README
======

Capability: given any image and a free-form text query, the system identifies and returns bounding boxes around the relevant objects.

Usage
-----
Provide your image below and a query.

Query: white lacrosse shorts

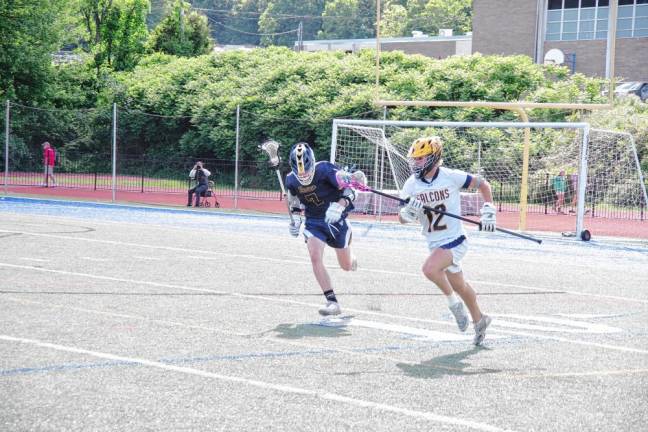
[428,237,468,274]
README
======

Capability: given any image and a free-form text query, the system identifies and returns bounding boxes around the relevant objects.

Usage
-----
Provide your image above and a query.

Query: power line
[191,5,373,21]
[206,16,298,37]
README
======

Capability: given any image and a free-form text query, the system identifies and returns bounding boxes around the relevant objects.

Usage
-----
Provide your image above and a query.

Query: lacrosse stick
[258,139,295,224]
[338,178,542,244]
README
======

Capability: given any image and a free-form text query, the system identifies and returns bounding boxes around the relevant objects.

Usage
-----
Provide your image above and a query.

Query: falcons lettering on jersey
[418,189,450,204]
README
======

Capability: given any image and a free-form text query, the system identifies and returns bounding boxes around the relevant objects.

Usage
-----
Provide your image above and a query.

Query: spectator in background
[187,161,210,207]
[42,142,56,187]
[552,170,566,214]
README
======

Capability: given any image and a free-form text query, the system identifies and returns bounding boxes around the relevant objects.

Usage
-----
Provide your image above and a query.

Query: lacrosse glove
[480,202,497,232]
[289,219,302,237]
[399,196,424,223]
[325,202,345,224]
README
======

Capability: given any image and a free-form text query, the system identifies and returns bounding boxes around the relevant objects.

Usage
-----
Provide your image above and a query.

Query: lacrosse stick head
[259,139,281,168]
[336,168,369,191]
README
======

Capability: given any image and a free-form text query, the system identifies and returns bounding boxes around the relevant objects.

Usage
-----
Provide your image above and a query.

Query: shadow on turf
[272,322,352,339]
[397,347,501,379]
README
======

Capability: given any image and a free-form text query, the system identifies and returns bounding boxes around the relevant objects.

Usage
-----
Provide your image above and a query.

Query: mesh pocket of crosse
[335,169,366,189]
[259,140,281,167]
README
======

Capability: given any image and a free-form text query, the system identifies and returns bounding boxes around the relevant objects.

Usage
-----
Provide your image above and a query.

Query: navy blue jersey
[286,161,354,219]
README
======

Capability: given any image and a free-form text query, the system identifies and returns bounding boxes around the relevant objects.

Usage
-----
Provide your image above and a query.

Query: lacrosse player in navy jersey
[399,136,496,346]
[285,142,360,316]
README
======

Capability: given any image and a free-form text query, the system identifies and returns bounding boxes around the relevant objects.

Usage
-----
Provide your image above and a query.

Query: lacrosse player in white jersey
[399,136,496,346]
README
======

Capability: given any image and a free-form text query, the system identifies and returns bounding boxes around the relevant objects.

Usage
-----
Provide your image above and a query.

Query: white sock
[446,292,460,307]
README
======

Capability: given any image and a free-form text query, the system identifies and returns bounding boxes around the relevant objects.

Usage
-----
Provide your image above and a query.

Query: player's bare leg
[306,237,330,292]
[334,246,357,271]
[446,269,491,345]
[446,271,483,322]
[422,248,469,331]
[421,248,454,295]
[306,237,340,315]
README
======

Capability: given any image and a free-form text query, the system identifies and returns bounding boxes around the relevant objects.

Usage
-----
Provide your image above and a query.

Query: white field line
[0,228,646,305]
[0,334,515,432]
[1,262,647,355]
[4,296,426,368]
[5,296,648,379]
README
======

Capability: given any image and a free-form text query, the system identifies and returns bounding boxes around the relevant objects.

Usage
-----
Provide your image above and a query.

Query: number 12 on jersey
[425,204,447,232]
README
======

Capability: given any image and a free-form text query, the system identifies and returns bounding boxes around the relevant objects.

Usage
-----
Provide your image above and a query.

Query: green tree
[149,1,213,56]
[380,3,408,37]
[80,0,150,73]
[420,0,472,35]
[382,0,472,37]
[318,0,375,40]
[0,0,68,102]
[258,0,324,47]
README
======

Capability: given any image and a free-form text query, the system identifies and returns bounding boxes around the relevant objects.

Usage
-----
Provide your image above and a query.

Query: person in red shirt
[42,142,57,187]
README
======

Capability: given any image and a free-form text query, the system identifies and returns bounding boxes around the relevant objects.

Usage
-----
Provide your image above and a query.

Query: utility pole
[297,21,303,52]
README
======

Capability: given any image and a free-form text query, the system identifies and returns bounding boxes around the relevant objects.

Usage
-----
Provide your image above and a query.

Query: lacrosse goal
[331,119,648,240]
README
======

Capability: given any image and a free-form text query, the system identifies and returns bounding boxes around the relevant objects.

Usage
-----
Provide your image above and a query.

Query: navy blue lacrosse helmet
[289,142,316,185]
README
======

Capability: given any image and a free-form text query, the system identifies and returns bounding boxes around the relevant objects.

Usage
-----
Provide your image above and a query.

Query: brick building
[298,0,647,81]
[473,0,648,80]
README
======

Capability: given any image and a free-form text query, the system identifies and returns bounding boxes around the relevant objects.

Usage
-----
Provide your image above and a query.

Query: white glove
[399,196,424,223]
[289,218,301,237]
[325,202,345,224]
[480,202,496,232]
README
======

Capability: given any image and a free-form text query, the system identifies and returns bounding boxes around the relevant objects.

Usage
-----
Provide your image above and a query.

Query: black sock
[323,290,337,303]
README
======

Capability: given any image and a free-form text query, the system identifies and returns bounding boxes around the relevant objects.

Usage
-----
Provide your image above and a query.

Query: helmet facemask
[290,142,316,185]
[407,137,443,180]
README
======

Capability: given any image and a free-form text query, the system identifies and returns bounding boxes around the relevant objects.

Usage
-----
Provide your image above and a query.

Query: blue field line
[0,196,278,221]
[0,336,526,379]
[1,195,646,253]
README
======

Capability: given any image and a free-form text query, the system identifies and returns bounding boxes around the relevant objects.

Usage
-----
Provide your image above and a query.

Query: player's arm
[468,174,496,232]
[324,165,361,224]
[286,188,303,215]
[467,175,494,203]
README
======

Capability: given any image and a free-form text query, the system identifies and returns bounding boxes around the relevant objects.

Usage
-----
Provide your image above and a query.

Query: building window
[546,0,648,39]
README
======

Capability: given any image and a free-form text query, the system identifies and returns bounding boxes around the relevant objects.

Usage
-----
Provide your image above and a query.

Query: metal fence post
[4,100,9,195]
[140,158,145,193]
[234,104,240,209]
[112,103,117,203]
[544,173,549,214]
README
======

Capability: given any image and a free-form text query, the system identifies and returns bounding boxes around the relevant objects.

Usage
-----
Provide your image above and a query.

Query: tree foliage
[80,0,150,72]
[319,0,376,40]
[85,49,605,162]
[258,0,325,47]
[148,1,213,56]
[0,0,68,103]
[381,0,472,37]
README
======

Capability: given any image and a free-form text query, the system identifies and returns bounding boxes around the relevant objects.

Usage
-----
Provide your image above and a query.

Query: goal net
[331,119,648,239]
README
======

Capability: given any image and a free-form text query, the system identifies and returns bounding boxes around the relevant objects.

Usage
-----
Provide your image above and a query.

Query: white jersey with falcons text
[400,166,473,248]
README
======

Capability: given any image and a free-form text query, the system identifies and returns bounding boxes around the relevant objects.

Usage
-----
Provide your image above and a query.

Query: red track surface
[5,186,647,239]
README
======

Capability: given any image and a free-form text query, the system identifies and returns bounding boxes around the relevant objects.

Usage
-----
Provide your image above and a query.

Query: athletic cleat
[318,301,341,316]
[473,314,492,346]
[449,302,469,332]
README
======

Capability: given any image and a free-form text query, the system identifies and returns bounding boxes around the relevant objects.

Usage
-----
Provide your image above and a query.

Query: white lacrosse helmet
[289,142,316,185]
